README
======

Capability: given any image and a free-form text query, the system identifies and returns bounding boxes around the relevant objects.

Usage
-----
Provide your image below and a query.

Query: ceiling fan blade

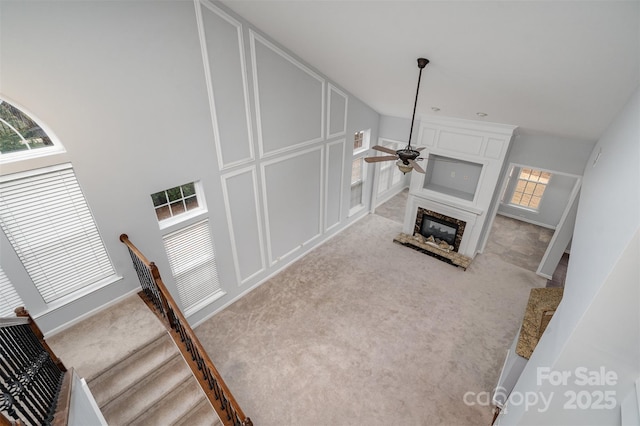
[365,155,397,163]
[408,159,426,173]
[371,145,397,155]
[416,146,426,151]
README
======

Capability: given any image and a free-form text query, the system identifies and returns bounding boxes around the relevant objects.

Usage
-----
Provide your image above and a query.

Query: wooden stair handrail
[120,234,252,426]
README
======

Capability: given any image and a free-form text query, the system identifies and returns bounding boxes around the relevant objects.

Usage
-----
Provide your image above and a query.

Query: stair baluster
[120,234,252,426]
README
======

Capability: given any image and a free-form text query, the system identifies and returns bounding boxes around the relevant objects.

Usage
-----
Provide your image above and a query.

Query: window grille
[510,168,552,210]
[151,182,200,222]
[0,99,64,163]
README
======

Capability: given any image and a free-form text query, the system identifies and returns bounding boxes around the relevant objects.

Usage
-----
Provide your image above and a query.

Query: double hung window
[151,182,223,315]
[349,130,370,215]
[508,167,552,211]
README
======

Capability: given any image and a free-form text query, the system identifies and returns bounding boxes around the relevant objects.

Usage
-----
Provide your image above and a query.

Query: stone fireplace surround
[414,207,466,252]
[395,197,477,269]
[402,195,479,258]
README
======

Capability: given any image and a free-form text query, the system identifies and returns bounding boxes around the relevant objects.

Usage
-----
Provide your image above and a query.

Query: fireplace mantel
[403,116,517,258]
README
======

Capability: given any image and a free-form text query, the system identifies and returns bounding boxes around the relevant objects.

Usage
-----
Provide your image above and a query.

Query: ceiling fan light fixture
[396,160,413,174]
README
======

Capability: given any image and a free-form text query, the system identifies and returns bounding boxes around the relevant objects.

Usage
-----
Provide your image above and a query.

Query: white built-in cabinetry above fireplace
[403,116,517,258]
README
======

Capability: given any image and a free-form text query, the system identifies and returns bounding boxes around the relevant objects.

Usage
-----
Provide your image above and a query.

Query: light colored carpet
[484,215,554,272]
[374,188,409,224]
[48,294,165,380]
[195,213,546,425]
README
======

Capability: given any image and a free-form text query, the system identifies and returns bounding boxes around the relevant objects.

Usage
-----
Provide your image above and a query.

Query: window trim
[349,129,371,216]
[0,266,24,317]
[162,219,225,316]
[0,163,122,309]
[352,129,371,156]
[0,97,66,166]
[153,181,208,230]
[502,165,552,213]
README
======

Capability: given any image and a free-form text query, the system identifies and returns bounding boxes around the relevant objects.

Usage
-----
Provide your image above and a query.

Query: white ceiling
[222,0,639,142]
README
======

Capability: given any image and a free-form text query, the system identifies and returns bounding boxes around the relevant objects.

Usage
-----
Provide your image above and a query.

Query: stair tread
[100,354,192,425]
[46,294,166,381]
[89,333,178,407]
[130,376,217,426]
[173,399,222,426]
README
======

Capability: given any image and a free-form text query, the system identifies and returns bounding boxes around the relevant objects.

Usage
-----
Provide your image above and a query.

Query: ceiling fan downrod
[407,57,429,151]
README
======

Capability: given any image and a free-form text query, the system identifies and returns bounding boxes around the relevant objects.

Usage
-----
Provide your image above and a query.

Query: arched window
[0,98,64,162]
[0,99,118,314]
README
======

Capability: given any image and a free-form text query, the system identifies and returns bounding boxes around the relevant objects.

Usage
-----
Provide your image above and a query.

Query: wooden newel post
[14,307,66,372]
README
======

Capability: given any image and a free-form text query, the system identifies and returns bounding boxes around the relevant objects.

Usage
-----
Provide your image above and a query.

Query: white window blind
[0,267,24,317]
[163,219,222,314]
[0,165,115,303]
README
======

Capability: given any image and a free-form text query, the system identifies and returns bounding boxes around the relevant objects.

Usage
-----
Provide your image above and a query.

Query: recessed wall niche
[423,154,483,202]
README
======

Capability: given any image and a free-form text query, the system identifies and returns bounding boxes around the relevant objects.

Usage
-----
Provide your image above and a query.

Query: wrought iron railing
[119,234,252,426]
[0,309,71,426]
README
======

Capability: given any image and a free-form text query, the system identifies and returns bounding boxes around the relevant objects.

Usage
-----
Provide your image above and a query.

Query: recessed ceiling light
[476,112,488,117]
[431,107,440,112]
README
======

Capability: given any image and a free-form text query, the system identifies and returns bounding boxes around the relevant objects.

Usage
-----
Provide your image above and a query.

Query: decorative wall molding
[327,83,348,139]
[220,166,266,285]
[324,139,345,232]
[249,29,325,158]
[260,145,324,266]
[197,0,254,170]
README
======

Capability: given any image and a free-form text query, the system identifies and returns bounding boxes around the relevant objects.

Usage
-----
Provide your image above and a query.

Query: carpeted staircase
[47,294,221,426]
[89,332,220,425]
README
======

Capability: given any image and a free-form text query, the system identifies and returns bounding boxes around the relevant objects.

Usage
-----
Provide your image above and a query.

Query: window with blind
[0,164,116,303]
[0,267,24,317]
[162,219,224,315]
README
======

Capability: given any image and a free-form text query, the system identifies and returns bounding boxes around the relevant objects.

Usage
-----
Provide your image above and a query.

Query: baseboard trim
[497,212,556,230]
[191,211,372,329]
[44,288,139,338]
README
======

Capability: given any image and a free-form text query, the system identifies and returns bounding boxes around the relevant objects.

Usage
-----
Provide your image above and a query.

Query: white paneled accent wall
[250,30,325,157]
[221,166,266,285]
[0,0,381,333]
[197,1,254,169]
[261,146,324,266]
[327,84,348,138]
[324,139,345,231]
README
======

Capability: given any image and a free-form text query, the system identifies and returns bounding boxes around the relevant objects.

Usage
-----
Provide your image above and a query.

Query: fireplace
[414,208,466,253]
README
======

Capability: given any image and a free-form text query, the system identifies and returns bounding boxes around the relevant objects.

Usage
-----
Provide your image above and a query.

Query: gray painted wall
[507,132,596,176]
[499,169,579,228]
[0,0,379,334]
[500,88,640,424]
[497,133,594,228]
[378,115,412,142]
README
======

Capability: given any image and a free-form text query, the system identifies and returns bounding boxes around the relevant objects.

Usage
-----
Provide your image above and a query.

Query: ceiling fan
[365,57,429,174]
